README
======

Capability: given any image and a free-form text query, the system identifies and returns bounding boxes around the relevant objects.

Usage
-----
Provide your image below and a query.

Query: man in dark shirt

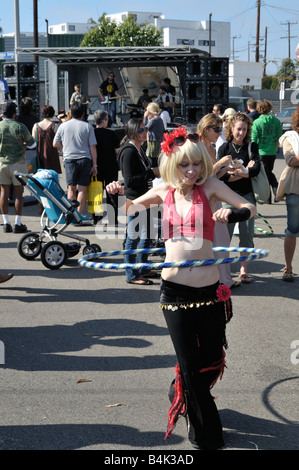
[93,110,120,224]
[247,99,260,121]
[98,72,120,125]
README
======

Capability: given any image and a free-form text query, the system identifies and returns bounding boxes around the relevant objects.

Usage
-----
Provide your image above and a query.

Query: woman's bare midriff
[161,237,219,288]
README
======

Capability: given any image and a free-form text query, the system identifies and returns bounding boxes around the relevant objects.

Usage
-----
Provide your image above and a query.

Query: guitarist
[98,72,121,126]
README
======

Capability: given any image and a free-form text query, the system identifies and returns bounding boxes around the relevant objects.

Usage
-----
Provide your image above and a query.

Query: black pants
[97,172,119,224]
[261,154,278,190]
[161,279,227,449]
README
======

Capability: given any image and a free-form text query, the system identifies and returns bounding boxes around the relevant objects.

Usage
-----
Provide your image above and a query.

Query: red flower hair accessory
[161,126,200,157]
[161,126,187,156]
[216,284,231,302]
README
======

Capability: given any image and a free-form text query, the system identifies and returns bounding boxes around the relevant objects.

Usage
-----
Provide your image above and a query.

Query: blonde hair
[159,139,213,188]
[223,108,236,120]
[197,113,222,139]
[146,102,161,115]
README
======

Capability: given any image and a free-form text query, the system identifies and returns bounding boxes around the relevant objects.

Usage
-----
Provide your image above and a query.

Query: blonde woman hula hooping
[106,126,256,450]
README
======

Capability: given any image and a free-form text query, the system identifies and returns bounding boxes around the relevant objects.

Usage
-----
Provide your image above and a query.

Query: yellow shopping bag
[86,177,104,214]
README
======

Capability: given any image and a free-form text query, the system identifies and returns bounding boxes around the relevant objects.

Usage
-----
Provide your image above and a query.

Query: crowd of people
[1,82,298,450]
[0,91,297,286]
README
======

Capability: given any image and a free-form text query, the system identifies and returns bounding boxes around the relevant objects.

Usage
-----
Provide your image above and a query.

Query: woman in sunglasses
[197,113,241,289]
[117,118,160,285]
[107,126,256,449]
[217,112,261,284]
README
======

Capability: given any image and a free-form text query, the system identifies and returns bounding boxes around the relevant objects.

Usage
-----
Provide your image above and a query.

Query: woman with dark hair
[17,97,39,133]
[117,118,160,285]
[217,112,261,283]
[17,97,39,169]
[277,104,299,282]
[32,105,61,173]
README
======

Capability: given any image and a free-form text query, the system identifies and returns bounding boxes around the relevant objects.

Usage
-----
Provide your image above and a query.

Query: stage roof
[16,46,209,66]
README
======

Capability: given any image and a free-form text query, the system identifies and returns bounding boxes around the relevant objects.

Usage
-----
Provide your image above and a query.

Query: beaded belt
[160,298,220,311]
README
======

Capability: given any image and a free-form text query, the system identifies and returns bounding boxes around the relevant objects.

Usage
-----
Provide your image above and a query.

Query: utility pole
[263,26,267,76]
[255,0,261,62]
[14,0,20,62]
[232,35,241,60]
[209,13,212,57]
[33,0,38,63]
[281,20,298,58]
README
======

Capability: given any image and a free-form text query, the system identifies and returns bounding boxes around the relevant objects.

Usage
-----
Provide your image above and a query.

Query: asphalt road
[0,149,298,452]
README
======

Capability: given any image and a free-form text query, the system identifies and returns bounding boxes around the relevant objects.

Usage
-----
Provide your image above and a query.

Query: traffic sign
[0,52,15,60]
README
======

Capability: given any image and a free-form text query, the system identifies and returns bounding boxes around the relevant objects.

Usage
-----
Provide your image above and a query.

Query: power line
[263,4,299,15]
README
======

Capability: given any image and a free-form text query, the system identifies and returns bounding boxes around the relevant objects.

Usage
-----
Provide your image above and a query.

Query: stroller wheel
[17,232,42,260]
[41,241,66,270]
[82,243,102,255]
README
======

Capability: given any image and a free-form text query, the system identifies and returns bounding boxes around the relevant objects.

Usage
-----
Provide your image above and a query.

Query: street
[0,150,298,451]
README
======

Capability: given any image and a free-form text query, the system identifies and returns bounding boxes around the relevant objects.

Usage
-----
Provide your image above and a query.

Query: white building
[48,23,93,35]
[229,61,264,90]
[106,11,231,58]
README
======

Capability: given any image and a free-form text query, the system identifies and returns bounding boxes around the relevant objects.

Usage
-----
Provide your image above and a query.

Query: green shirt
[0,118,36,164]
[251,114,282,156]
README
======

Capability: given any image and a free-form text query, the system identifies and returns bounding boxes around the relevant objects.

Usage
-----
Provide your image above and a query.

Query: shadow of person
[0,423,183,450]
[220,407,299,450]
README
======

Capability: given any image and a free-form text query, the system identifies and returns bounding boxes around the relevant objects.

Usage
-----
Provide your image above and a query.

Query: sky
[1,0,299,75]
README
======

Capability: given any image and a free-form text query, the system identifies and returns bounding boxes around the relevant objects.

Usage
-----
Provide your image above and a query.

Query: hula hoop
[78,247,269,271]
[254,212,273,236]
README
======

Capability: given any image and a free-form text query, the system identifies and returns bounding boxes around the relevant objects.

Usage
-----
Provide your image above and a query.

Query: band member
[98,72,121,125]
[70,84,90,121]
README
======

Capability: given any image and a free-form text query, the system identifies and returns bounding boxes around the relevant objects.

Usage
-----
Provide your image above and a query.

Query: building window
[61,25,65,31]
[198,40,215,47]
[68,25,76,31]
[121,14,127,21]
[177,39,194,46]
[49,27,53,33]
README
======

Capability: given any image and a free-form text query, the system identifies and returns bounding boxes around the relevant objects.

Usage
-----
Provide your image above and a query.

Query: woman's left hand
[212,207,232,224]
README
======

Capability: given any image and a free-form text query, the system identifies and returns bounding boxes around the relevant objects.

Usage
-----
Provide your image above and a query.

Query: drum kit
[97,94,144,126]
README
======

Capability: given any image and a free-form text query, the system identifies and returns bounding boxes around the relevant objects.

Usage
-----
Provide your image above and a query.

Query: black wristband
[227,207,251,223]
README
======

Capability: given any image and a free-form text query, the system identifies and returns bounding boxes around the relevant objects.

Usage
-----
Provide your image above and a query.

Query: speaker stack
[2,62,40,114]
[184,57,229,124]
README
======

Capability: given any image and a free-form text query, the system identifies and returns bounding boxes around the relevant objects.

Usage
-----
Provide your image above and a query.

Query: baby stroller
[15,170,101,269]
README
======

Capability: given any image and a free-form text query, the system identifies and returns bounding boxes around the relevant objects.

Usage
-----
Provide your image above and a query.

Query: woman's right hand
[106,181,124,195]
[218,155,233,167]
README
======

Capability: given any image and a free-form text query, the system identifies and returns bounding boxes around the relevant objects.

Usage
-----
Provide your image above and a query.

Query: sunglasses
[138,127,148,133]
[210,126,222,133]
[171,132,200,147]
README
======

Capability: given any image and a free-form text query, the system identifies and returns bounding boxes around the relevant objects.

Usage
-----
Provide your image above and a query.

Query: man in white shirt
[53,103,97,214]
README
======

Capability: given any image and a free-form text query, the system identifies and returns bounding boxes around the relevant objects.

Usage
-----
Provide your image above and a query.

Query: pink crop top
[162,184,215,242]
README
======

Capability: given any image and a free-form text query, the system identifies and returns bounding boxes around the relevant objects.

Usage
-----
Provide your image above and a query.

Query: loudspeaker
[206,80,228,104]
[7,82,40,110]
[206,58,228,79]
[2,62,39,82]
[185,106,207,123]
[7,84,18,102]
[185,58,206,79]
[19,82,39,102]
[183,57,229,119]
[185,80,206,104]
